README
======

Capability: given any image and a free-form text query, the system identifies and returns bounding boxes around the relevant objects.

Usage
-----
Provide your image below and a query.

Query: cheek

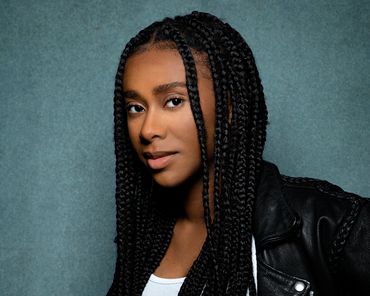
[198,82,216,160]
[127,120,143,158]
[174,103,214,165]
[200,105,216,161]
[127,121,136,146]
[173,109,199,150]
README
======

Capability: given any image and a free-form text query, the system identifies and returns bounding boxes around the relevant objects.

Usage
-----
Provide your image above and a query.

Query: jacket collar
[253,161,301,249]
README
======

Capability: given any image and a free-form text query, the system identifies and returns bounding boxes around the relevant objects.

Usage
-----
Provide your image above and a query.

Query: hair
[107,11,268,296]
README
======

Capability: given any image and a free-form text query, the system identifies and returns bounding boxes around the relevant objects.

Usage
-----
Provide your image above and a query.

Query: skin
[123,45,216,277]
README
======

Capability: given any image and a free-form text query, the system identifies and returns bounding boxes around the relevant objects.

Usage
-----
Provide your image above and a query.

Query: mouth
[143,151,178,170]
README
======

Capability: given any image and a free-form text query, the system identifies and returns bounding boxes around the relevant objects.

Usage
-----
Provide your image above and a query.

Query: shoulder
[278,170,370,293]
[260,160,368,215]
[255,160,369,251]
[255,161,370,294]
[280,173,368,222]
[275,164,370,275]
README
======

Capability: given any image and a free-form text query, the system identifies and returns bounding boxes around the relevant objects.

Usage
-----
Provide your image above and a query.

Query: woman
[107,11,370,296]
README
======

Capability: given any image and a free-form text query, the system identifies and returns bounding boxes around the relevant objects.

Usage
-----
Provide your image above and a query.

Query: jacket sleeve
[336,196,370,295]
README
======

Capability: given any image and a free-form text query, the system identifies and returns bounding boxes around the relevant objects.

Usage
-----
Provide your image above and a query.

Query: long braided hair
[108,11,268,296]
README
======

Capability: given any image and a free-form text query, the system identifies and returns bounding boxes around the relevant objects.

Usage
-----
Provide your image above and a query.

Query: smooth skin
[123,45,216,278]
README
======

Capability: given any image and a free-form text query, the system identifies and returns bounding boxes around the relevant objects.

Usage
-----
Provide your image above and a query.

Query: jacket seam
[281,175,363,201]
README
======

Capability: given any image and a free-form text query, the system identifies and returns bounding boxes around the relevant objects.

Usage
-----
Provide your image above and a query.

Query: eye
[126,104,145,114]
[165,97,184,108]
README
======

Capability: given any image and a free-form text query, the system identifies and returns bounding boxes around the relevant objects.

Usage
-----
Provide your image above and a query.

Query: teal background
[1,0,369,295]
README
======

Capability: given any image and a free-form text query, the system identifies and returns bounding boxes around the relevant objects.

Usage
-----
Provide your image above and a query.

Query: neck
[181,165,215,224]
[155,164,215,225]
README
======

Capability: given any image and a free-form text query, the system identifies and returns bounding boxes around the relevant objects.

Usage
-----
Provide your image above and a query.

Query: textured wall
[1,0,369,295]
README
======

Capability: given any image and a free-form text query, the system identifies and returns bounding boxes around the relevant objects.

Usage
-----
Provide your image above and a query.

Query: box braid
[108,11,267,296]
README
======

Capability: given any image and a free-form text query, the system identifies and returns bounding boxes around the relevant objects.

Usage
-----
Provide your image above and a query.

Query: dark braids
[108,11,268,296]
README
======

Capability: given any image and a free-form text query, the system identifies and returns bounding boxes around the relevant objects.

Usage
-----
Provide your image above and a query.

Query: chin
[152,173,184,188]
[152,167,201,189]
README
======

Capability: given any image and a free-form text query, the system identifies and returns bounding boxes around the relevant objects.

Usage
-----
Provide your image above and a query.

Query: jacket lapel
[253,162,311,295]
[253,161,301,249]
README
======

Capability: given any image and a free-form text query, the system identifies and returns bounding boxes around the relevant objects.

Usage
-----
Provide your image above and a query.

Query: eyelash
[126,97,184,114]
[126,104,144,114]
[165,97,184,108]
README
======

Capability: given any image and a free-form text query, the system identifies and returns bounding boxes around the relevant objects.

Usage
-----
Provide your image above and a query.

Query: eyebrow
[123,81,187,99]
[153,81,187,95]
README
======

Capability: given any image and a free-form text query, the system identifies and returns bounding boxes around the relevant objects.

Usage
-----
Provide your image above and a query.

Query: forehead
[123,47,186,89]
[123,46,211,89]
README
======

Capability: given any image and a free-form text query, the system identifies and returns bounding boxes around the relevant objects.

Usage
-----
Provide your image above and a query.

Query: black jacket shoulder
[254,161,370,295]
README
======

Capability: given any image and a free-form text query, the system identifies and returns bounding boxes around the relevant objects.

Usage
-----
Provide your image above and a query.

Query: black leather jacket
[254,162,370,296]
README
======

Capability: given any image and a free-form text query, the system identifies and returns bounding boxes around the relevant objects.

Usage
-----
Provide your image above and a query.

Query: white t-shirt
[142,237,257,296]
[142,274,185,296]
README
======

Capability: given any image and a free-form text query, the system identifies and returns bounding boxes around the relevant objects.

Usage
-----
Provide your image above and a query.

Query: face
[122,46,215,187]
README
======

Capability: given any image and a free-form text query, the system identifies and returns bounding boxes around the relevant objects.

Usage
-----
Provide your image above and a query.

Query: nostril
[139,135,151,145]
[139,113,165,141]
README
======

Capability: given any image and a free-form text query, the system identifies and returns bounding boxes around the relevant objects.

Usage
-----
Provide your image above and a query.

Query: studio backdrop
[1,1,369,295]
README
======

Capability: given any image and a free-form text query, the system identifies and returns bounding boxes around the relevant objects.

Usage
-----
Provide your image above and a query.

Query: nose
[139,108,165,143]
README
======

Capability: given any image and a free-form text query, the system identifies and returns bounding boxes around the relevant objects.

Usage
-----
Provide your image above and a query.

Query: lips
[143,151,177,170]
